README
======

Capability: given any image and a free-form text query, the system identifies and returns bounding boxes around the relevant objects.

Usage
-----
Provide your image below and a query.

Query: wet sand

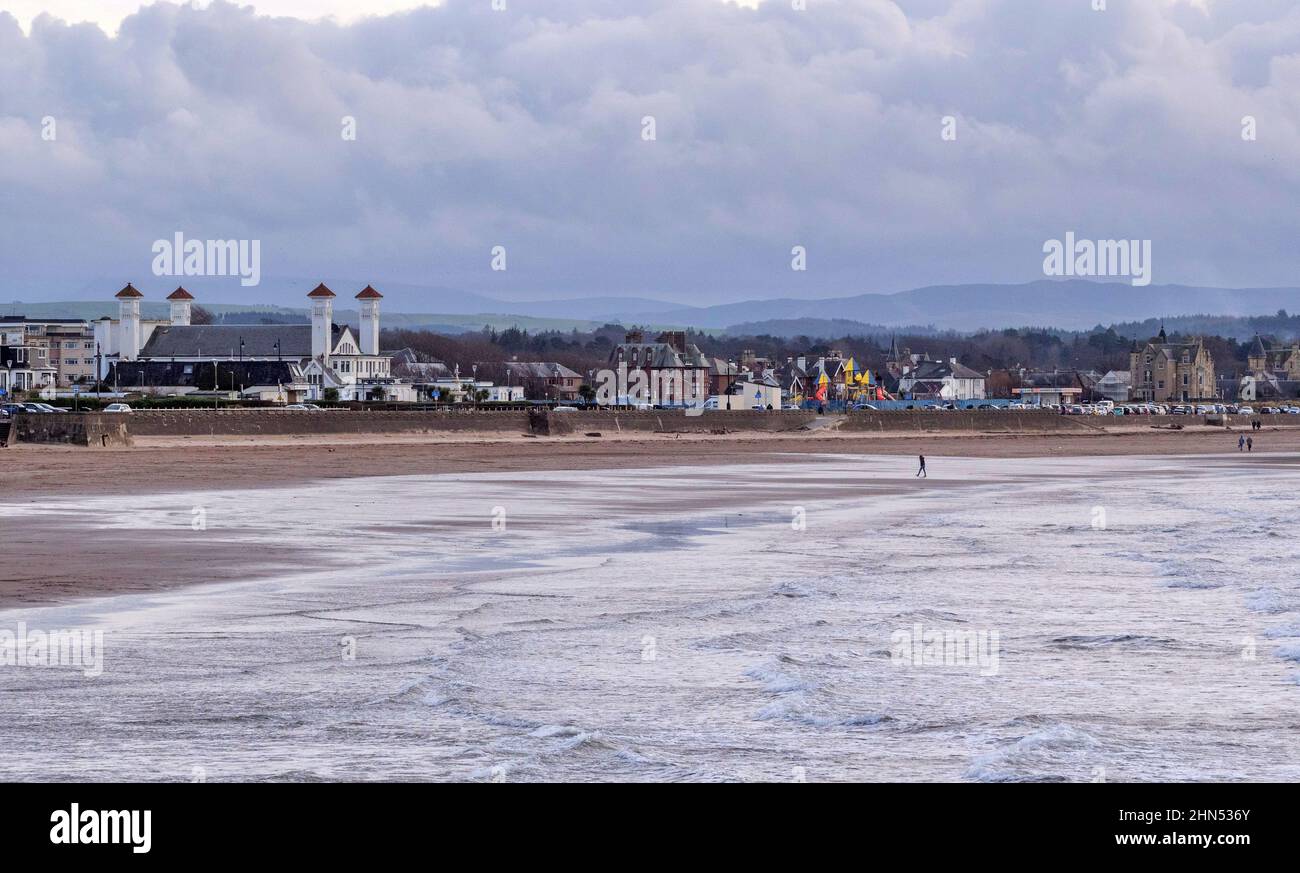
[5,423,1299,500]
[2,424,1297,608]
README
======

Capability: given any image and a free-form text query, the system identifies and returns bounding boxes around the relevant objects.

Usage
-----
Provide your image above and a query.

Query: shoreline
[2,428,1298,610]
[4,423,1300,500]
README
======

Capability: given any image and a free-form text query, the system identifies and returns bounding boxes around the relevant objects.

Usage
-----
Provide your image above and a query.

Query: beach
[1,435,1298,781]
[4,425,1300,606]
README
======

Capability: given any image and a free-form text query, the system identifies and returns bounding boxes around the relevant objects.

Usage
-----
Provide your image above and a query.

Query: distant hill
[626,280,1300,332]
[0,300,604,334]
[722,318,944,339]
[8,279,1300,337]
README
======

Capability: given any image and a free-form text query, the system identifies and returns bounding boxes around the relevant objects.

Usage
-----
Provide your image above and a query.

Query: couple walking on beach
[1238,435,1254,452]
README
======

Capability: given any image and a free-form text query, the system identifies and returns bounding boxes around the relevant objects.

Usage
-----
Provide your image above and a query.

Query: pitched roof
[307,283,336,299]
[115,283,143,299]
[905,359,985,382]
[355,285,383,299]
[503,361,581,379]
[139,324,344,359]
[395,361,452,381]
[107,359,306,388]
[166,287,194,301]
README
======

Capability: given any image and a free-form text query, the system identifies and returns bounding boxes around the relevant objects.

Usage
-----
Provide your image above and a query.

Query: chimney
[167,286,194,326]
[355,285,383,356]
[656,331,686,353]
[308,283,336,366]
[625,330,644,344]
[115,283,144,361]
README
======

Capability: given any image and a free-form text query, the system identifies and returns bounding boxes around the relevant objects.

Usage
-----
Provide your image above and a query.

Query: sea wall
[531,409,817,436]
[12,408,1299,446]
[14,413,133,447]
[840,410,1102,433]
[124,408,533,437]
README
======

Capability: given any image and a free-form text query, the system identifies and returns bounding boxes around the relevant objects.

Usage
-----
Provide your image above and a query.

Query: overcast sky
[2,0,1299,306]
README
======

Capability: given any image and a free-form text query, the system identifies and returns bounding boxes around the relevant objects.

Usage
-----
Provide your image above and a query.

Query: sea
[1,453,1297,781]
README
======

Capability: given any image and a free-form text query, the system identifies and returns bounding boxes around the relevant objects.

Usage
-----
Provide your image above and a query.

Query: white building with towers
[99,282,415,402]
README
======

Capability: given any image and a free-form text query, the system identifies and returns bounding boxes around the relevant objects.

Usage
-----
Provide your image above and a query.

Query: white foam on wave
[966,724,1103,783]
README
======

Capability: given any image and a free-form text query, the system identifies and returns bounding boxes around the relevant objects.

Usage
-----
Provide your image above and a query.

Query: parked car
[102,403,133,413]
[552,405,579,412]
[284,404,311,410]
[0,403,27,417]
[21,403,51,413]
[1237,406,1255,416]
[852,403,878,411]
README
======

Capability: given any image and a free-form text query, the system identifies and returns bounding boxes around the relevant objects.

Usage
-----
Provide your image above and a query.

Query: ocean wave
[1048,634,1177,649]
[966,723,1103,783]
[771,581,817,598]
[1246,590,1292,614]
[1274,643,1300,663]
[754,694,892,728]
[744,662,815,694]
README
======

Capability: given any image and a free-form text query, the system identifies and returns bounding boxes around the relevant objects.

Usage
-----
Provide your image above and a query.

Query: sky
[2,0,1300,308]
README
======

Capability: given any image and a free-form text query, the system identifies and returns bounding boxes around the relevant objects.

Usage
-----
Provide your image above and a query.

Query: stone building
[1128,328,1216,402]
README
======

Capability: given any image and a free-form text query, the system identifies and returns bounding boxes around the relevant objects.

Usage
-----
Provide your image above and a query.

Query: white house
[897,357,986,401]
[101,283,416,402]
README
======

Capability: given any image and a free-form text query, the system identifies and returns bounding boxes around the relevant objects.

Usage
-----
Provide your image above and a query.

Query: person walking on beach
[1247,436,1254,452]
[917,454,927,478]
[1239,434,1246,451]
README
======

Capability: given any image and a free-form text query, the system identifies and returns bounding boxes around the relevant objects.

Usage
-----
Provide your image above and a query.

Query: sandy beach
[7,422,1300,499]
[4,424,1299,607]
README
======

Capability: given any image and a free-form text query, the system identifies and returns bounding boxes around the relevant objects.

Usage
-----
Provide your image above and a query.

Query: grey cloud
[1,0,1299,306]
